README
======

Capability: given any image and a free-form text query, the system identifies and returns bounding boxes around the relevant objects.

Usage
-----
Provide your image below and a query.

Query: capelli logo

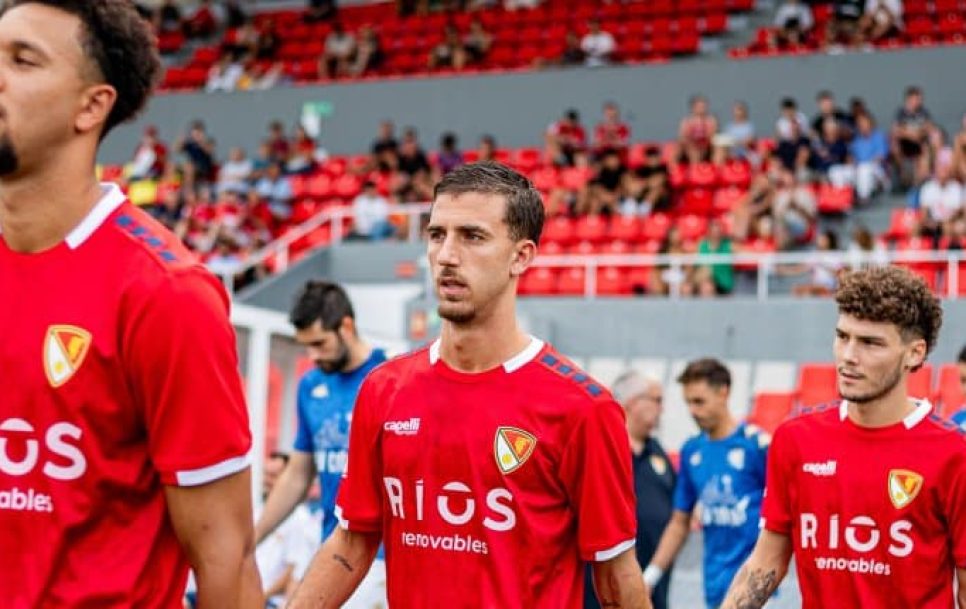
[384,418,421,436]
[802,460,837,477]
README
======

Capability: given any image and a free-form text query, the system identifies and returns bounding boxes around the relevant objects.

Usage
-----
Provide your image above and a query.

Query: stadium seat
[608,215,643,243]
[907,364,933,401]
[542,216,576,245]
[747,392,796,434]
[713,187,746,214]
[676,214,709,242]
[797,363,838,407]
[679,189,715,216]
[626,266,652,294]
[574,215,609,244]
[596,266,630,296]
[530,167,560,191]
[719,160,752,188]
[817,185,854,214]
[686,162,719,189]
[598,240,633,255]
[568,240,596,255]
[643,213,673,242]
[126,180,159,206]
[936,364,965,417]
[519,267,556,296]
[556,267,587,296]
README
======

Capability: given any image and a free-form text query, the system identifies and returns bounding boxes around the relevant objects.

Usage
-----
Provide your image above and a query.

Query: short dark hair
[677,358,732,389]
[905,85,922,97]
[289,280,355,332]
[958,345,966,364]
[433,161,545,244]
[816,90,834,101]
[781,97,798,110]
[835,267,943,364]
[3,0,161,138]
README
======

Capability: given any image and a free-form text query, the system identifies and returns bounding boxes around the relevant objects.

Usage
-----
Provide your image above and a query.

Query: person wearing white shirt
[580,19,615,67]
[218,147,254,196]
[350,181,393,240]
[860,0,903,43]
[920,163,964,236]
[774,0,814,45]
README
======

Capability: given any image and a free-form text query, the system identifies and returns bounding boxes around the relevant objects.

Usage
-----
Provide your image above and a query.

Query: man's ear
[510,240,537,278]
[75,84,117,136]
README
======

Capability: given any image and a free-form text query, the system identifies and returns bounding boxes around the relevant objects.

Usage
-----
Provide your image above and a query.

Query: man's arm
[720,529,793,609]
[591,548,652,609]
[642,509,691,585]
[287,526,382,609]
[165,469,264,609]
[254,451,316,543]
[957,568,966,609]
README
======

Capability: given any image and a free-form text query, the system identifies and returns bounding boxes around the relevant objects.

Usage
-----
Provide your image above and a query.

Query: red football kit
[0,184,252,608]
[762,399,966,608]
[336,338,637,608]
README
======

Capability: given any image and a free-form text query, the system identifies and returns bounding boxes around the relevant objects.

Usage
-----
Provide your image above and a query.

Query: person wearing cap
[585,371,676,609]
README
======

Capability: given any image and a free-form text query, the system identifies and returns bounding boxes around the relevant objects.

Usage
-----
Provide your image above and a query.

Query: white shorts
[343,558,387,609]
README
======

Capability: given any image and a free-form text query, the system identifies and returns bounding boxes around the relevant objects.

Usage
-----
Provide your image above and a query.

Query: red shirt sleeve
[558,398,637,562]
[942,441,966,568]
[124,267,251,486]
[334,375,384,533]
[761,423,794,535]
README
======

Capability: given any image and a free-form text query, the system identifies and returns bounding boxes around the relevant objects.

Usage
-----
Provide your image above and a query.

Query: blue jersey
[673,422,770,607]
[293,349,387,541]
[952,408,966,432]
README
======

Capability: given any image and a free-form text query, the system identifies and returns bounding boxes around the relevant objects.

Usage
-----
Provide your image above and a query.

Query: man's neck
[0,159,101,254]
[343,341,374,374]
[438,299,530,373]
[708,416,738,440]
[629,434,647,456]
[847,383,915,428]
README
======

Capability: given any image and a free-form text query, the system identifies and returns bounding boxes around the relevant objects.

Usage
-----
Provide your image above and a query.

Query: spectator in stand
[206,55,245,92]
[250,141,275,183]
[218,147,254,196]
[150,186,186,232]
[477,134,498,162]
[306,0,339,23]
[813,118,851,185]
[177,121,217,194]
[428,25,468,70]
[557,30,586,66]
[891,86,937,188]
[505,0,541,10]
[580,19,615,67]
[255,162,295,221]
[953,114,966,181]
[371,120,399,172]
[849,96,871,124]
[919,162,964,240]
[826,0,865,48]
[236,60,286,91]
[255,18,281,61]
[621,146,671,216]
[205,236,244,279]
[677,95,718,164]
[579,148,626,215]
[546,109,588,167]
[286,126,318,175]
[772,168,817,249]
[184,0,218,39]
[846,224,889,268]
[774,0,814,47]
[697,219,735,295]
[320,22,356,78]
[349,181,394,240]
[850,112,890,204]
[128,126,167,181]
[226,22,259,61]
[436,132,465,175]
[723,101,756,162]
[463,19,493,65]
[858,0,903,44]
[784,229,842,296]
[811,90,854,139]
[775,119,813,178]
[350,25,384,76]
[396,128,433,200]
[594,101,631,158]
[154,0,184,34]
[775,97,809,142]
[266,121,292,165]
[651,226,700,297]
[225,0,248,29]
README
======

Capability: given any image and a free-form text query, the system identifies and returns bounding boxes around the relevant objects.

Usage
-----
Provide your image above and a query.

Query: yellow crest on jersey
[888,469,924,509]
[44,325,92,388]
[494,427,537,474]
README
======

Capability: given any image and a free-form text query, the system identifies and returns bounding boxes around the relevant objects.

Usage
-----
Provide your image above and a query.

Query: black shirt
[776,136,813,171]
[833,0,864,20]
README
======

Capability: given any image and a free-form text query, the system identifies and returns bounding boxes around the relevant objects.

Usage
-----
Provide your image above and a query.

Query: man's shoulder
[362,345,431,388]
[775,401,841,438]
[526,346,617,408]
[110,201,206,276]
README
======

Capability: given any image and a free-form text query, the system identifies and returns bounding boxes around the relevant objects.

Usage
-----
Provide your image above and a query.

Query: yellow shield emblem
[494,426,537,474]
[44,325,92,388]
[888,469,924,509]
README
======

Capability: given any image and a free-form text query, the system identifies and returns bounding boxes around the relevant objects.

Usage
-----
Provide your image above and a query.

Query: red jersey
[336,338,637,608]
[0,184,252,608]
[762,400,966,609]
[593,121,631,151]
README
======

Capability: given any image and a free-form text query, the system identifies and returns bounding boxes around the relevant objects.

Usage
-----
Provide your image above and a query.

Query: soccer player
[289,162,649,609]
[0,2,262,608]
[643,359,770,609]
[722,266,966,609]
[951,345,966,431]
[255,281,388,607]
[586,371,677,609]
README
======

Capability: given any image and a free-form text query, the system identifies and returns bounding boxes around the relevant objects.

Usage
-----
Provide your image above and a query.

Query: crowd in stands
[108,79,965,294]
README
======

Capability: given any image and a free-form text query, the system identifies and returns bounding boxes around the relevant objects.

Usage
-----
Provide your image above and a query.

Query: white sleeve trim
[594,538,636,562]
[175,451,252,486]
[335,504,350,530]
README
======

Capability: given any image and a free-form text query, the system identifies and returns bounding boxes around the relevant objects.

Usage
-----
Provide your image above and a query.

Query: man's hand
[591,548,652,609]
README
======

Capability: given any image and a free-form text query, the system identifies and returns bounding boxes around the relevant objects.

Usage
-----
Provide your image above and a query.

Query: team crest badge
[44,325,92,388]
[494,426,537,474]
[888,469,924,509]
[649,454,668,476]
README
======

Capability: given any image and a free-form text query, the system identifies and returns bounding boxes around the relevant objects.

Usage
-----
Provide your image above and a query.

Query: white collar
[838,398,933,429]
[429,335,545,373]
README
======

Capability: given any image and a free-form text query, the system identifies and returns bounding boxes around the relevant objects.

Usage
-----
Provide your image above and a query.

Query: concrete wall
[102,46,966,163]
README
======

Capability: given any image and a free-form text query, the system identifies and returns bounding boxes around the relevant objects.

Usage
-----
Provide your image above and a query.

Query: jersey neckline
[838,398,933,432]
[428,335,545,383]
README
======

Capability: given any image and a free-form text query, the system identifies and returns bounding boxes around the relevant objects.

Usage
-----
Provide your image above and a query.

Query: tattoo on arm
[598,601,620,608]
[332,554,354,573]
[729,567,778,609]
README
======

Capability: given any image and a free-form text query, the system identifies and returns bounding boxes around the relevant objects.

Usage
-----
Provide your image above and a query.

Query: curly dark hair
[835,267,943,360]
[3,0,162,138]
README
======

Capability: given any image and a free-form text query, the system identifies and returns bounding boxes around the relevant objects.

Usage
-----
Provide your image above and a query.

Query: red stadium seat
[519,267,556,296]
[686,162,719,189]
[907,364,933,401]
[608,215,643,243]
[596,266,630,296]
[542,216,576,245]
[568,240,596,255]
[719,160,752,188]
[560,166,594,191]
[574,215,609,244]
[884,209,922,241]
[817,185,854,214]
[676,214,709,241]
[679,189,715,216]
[556,267,587,295]
[530,167,559,191]
[598,240,633,255]
[748,392,796,434]
[797,363,838,407]
[936,365,965,417]
[642,213,673,242]
[713,187,746,214]
[626,266,651,294]
[306,174,334,199]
